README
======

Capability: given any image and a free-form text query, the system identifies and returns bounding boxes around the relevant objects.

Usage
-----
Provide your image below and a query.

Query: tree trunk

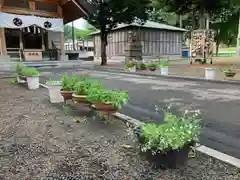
[237,10,240,55]
[216,38,219,56]
[100,32,107,65]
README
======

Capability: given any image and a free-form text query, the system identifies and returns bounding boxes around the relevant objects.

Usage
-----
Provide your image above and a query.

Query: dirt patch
[0,79,240,180]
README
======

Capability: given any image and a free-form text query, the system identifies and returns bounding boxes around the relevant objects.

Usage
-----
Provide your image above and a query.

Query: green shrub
[75,78,103,96]
[139,63,147,70]
[125,61,137,68]
[140,110,201,154]
[61,74,79,91]
[21,68,40,77]
[87,89,128,109]
[159,60,168,67]
[14,63,26,75]
[148,63,157,69]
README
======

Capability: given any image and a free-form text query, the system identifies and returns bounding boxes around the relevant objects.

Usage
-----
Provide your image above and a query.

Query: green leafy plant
[148,63,157,69]
[14,63,26,75]
[46,78,61,85]
[222,67,235,73]
[139,107,201,154]
[61,74,79,91]
[75,78,103,96]
[87,89,128,109]
[8,78,17,84]
[139,63,147,70]
[159,60,169,67]
[205,67,216,70]
[21,68,40,77]
[125,61,137,68]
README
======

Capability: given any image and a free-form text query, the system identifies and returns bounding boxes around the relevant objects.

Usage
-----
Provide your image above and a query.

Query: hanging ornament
[13,18,23,27]
[44,21,52,29]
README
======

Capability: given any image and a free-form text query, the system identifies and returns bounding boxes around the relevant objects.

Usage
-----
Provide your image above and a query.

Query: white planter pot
[205,68,216,80]
[161,67,169,75]
[129,66,136,73]
[48,85,64,103]
[26,76,39,90]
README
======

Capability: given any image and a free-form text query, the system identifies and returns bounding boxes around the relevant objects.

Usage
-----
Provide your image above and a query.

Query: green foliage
[75,78,103,96]
[61,74,79,91]
[21,68,40,77]
[125,61,137,68]
[148,63,157,69]
[64,24,96,41]
[87,89,128,109]
[139,63,147,70]
[46,78,61,85]
[14,63,25,75]
[8,78,17,84]
[159,60,169,67]
[140,110,201,154]
[222,67,235,73]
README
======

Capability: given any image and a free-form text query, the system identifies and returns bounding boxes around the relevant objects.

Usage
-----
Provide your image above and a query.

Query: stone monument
[124,30,142,62]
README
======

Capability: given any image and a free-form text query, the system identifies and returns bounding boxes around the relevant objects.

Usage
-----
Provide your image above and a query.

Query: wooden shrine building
[0,0,92,61]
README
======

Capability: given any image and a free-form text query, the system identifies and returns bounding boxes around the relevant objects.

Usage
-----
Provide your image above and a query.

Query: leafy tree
[85,0,151,65]
[153,0,230,28]
[64,25,72,40]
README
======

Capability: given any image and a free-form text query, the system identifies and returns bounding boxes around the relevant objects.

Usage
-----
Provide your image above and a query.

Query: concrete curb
[81,67,240,86]
[113,112,240,168]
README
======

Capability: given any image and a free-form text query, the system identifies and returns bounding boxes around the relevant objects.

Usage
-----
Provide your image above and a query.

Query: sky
[66,18,88,29]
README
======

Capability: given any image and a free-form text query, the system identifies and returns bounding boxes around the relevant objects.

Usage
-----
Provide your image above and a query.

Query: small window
[35,2,57,12]
[3,0,29,8]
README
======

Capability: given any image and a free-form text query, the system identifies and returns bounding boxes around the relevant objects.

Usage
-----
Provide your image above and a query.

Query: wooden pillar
[0,28,7,55]
[41,28,45,50]
[19,29,23,50]
[58,3,66,60]
[0,0,7,56]
[72,22,76,50]
[60,32,65,54]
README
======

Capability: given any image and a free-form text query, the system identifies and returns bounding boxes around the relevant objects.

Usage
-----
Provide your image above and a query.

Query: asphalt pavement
[40,68,240,159]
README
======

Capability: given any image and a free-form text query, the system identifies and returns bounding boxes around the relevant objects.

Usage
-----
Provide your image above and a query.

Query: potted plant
[160,60,169,75]
[60,74,78,101]
[46,79,63,103]
[73,78,103,104]
[136,109,201,169]
[205,67,216,80]
[21,67,40,90]
[87,89,128,115]
[125,60,137,72]
[14,63,26,83]
[148,63,157,71]
[222,67,236,78]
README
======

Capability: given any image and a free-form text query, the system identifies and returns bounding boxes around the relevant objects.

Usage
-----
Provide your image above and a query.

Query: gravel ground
[0,79,240,180]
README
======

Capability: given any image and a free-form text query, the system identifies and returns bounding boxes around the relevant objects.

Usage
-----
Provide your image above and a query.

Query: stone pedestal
[60,55,69,61]
[124,43,142,62]
[124,31,142,62]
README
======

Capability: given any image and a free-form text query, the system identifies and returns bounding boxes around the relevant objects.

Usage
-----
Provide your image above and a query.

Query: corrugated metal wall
[93,27,183,57]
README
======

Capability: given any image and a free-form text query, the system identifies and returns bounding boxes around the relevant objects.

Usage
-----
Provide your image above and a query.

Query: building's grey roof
[89,20,187,35]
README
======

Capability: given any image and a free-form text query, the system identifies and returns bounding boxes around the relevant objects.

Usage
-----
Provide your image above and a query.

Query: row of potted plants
[205,67,236,80]
[59,74,128,114]
[135,106,201,169]
[47,74,201,169]
[125,60,169,75]
[15,63,40,90]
